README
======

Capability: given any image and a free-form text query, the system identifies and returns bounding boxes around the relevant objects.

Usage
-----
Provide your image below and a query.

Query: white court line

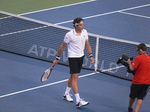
[100,65,124,72]
[2,3,150,36]
[0,26,48,37]
[118,3,150,12]
[54,11,118,25]
[0,72,96,99]
[55,3,150,25]
[19,0,96,15]
[119,11,150,19]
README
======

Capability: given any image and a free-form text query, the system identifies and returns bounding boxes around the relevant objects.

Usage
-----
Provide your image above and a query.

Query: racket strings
[41,66,54,82]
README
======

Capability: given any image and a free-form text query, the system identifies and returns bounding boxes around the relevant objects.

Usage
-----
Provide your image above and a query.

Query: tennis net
[1,11,150,80]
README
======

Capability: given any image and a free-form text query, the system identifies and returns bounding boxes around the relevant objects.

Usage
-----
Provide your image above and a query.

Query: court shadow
[76,107,95,112]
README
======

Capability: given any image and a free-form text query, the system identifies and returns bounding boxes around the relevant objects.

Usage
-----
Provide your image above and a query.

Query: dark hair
[137,43,147,51]
[73,17,84,25]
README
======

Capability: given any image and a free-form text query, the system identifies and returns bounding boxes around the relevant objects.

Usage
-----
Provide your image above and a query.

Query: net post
[94,36,99,72]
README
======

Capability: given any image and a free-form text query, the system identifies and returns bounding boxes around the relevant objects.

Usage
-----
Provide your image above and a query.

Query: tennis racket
[41,65,54,82]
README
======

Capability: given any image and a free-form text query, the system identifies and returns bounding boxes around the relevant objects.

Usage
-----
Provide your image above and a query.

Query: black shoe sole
[76,102,89,108]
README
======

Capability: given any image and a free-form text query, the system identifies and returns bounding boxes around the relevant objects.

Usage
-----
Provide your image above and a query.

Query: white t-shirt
[64,29,88,58]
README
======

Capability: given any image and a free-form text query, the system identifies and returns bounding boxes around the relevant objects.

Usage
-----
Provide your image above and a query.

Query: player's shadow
[76,107,95,112]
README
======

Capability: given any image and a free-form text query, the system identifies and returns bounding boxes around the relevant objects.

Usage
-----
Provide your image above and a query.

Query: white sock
[75,93,80,103]
[64,86,71,95]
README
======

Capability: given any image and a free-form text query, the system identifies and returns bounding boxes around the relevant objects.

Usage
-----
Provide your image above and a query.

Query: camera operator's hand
[127,59,135,71]
[127,59,132,65]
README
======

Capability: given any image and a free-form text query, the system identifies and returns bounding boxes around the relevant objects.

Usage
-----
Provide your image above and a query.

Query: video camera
[117,54,135,75]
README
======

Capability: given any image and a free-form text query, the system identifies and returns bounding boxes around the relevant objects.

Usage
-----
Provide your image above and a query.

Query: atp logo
[27,44,57,58]
[27,44,92,67]
[27,44,119,73]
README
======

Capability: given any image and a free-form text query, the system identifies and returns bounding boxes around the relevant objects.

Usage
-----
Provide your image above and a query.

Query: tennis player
[53,17,95,108]
[127,43,150,112]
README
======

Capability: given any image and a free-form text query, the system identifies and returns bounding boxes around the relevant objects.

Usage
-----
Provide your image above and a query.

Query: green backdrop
[0,0,88,14]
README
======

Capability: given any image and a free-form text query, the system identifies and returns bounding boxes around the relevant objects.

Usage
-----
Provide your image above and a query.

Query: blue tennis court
[22,0,150,44]
[0,0,150,112]
[1,51,149,112]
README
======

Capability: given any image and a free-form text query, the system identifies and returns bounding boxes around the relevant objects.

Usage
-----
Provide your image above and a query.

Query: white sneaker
[76,99,89,108]
[63,94,73,102]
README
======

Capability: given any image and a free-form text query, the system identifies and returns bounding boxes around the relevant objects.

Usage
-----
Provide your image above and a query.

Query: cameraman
[127,43,150,112]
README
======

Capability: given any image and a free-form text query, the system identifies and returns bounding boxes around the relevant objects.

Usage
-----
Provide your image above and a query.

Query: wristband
[89,53,93,58]
[56,56,60,60]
